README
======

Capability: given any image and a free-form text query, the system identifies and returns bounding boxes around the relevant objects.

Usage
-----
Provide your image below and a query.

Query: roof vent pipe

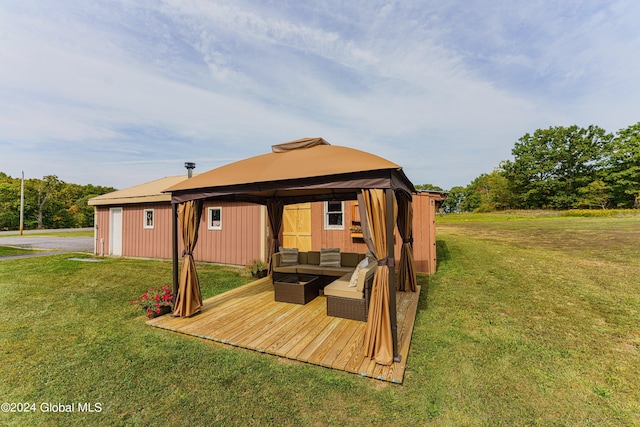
[184,162,196,178]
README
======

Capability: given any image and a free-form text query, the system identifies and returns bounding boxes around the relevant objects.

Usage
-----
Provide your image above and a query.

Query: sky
[1,0,639,191]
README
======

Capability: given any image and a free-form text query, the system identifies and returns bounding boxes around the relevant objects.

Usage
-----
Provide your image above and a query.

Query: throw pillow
[357,257,370,270]
[319,247,341,267]
[279,247,299,266]
[349,257,370,287]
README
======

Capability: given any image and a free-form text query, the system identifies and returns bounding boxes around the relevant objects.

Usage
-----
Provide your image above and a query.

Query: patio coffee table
[273,274,321,305]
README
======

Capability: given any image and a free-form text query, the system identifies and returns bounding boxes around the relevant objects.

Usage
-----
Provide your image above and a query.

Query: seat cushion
[321,266,354,277]
[356,263,377,292]
[273,265,298,274]
[324,274,364,299]
[297,264,325,276]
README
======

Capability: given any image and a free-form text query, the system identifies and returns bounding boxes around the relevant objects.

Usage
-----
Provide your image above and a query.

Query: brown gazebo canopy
[168,138,414,204]
[164,137,416,365]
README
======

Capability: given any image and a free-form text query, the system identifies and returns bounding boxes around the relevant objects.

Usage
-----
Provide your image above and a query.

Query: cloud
[1,0,639,190]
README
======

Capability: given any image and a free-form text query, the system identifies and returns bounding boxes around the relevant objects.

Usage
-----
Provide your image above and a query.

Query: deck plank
[392,285,421,383]
[296,317,343,362]
[306,319,355,366]
[263,301,327,355]
[317,321,362,368]
[147,277,421,383]
[283,315,335,360]
[205,295,285,342]
[227,302,305,345]
[331,322,366,371]
[250,299,325,352]
[179,292,273,338]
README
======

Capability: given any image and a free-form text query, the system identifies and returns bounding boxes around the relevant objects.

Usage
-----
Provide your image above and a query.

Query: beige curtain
[173,200,203,317]
[396,191,417,292]
[361,189,397,366]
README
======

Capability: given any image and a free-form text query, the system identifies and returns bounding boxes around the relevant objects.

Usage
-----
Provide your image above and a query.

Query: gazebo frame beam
[172,202,179,296]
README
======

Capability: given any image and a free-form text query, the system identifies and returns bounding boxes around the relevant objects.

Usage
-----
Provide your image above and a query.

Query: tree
[502,125,614,209]
[606,122,640,208]
[0,171,116,230]
[441,186,466,213]
[0,174,20,230]
[34,175,62,229]
[578,180,610,209]
[455,170,512,213]
[415,183,444,192]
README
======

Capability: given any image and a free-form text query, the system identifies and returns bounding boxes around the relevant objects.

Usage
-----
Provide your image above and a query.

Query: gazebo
[164,137,418,366]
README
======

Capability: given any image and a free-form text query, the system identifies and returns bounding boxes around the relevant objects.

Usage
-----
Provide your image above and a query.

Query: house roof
[87,175,189,206]
[165,137,415,204]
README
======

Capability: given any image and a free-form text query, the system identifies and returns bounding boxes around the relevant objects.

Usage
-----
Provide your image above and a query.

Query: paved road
[0,229,93,260]
[0,227,93,236]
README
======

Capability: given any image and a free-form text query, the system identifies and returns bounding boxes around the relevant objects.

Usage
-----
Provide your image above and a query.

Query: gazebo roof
[165,137,415,204]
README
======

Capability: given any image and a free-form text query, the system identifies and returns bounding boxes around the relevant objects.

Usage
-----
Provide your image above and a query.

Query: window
[208,207,222,230]
[324,201,344,230]
[143,209,154,229]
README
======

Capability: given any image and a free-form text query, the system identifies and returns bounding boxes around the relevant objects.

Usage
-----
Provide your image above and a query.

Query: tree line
[420,122,640,213]
[3,121,638,229]
[0,173,116,230]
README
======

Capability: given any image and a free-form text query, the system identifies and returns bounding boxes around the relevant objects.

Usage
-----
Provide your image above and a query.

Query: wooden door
[282,203,312,251]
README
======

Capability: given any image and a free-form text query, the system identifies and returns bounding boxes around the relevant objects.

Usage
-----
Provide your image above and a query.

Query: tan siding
[195,201,263,266]
[311,201,369,253]
[410,193,438,274]
[95,201,263,266]
[93,194,439,272]
[119,203,173,259]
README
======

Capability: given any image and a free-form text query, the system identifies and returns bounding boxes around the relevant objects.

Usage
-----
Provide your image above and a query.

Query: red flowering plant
[130,285,174,318]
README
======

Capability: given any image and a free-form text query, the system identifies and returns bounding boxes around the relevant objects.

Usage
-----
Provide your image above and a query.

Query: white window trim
[324,201,344,230]
[208,207,222,230]
[143,209,154,229]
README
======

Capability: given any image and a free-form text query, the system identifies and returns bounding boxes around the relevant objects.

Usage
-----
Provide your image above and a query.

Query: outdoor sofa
[272,249,377,321]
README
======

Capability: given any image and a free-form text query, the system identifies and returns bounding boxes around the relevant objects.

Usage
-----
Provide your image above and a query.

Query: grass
[1,214,639,426]
[0,246,38,257]
[421,216,640,425]
[437,208,640,223]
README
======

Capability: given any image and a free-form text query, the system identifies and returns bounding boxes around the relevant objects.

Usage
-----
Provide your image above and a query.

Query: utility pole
[19,171,25,236]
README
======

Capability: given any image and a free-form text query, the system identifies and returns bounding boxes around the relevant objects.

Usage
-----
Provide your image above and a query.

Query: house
[88,169,445,273]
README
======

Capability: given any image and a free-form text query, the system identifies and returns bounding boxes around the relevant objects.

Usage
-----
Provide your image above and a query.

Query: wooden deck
[147,277,421,383]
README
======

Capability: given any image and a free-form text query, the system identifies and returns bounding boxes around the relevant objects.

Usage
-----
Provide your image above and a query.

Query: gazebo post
[171,202,179,297]
[386,188,400,362]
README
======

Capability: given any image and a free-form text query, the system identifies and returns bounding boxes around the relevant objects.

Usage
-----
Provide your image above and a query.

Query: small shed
[88,175,268,265]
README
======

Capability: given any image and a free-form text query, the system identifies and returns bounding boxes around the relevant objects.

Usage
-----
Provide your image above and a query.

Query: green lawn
[0,246,36,257]
[1,215,639,426]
